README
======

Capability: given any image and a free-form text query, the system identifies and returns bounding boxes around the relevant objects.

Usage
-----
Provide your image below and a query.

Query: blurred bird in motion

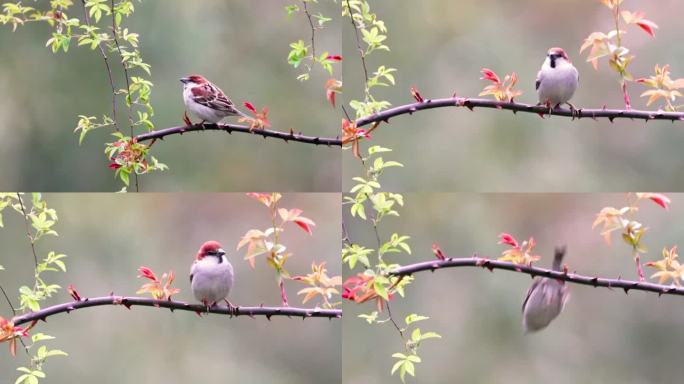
[522,246,570,332]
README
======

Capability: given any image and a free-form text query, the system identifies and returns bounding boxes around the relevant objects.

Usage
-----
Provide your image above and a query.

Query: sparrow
[522,246,570,333]
[190,240,235,311]
[536,47,579,112]
[180,75,250,125]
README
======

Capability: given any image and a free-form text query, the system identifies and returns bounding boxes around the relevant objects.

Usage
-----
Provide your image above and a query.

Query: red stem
[622,81,632,110]
[634,253,645,281]
[280,279,289,306]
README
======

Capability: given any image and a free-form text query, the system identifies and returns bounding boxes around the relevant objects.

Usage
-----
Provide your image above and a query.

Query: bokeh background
[343,193,684,383]
[342,0,684,192]
[0,193,341,383]
[0,1,341,191]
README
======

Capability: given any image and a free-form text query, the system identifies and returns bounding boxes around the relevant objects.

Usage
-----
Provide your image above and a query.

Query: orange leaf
[325,78,342,108]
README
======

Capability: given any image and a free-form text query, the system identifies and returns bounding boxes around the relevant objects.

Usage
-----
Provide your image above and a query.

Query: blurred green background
[0,193,341,383]
[0,1,341,191]
[343,193,684,383]
[342,0,684,192]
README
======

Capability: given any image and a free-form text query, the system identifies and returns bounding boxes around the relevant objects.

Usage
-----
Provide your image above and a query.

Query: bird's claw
[566,102,578,118]
[224,299,239,316]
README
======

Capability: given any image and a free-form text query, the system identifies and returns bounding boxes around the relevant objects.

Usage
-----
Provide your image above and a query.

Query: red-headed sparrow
[190,240,235,310]
[536,48,579,110]
[522,246,570,333]
[180,75,250,124]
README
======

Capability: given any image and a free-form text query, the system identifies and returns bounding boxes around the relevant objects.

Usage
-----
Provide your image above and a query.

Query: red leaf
[294,219,314,235]
[646,193,671,209]
[108,163,122,170]
[138,266,158,282]
[325,79,342,108]
[480,68,500,83]
[68,284,82,301]
[327,90,336,108]
[637,20,657,37]
[432,243,446,260]
[410,86,425,103]
[326,55,343,61]
[243,101,257,114]
[498,233,518,248]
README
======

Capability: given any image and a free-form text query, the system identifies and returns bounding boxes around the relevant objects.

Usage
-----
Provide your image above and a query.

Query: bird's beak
[180,77,190,84]
[218,248,226,257]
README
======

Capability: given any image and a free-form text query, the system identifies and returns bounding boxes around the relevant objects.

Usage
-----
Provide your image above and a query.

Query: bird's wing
[190,261,197,283]
[190,83,242,115]
[535,69,542,90]
[522,278,541,312]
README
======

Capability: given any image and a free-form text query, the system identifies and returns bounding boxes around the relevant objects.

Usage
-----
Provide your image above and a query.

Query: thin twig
[0,284,16,316]
[342,222,352,246]
[11,296,342,326]
[390,256,684,297]
[302,0,316,61]
[385,301,404,338]
[134,123,342,146]
[16,194,38,268]
[80,0,119,133]
[345,0,369,84]
[353,96,684,130]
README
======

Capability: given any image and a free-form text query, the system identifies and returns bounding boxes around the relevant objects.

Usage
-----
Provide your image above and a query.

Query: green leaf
[31,333,55,342]
[45,349,68,357]
[405,314,429,325]
[420,332,442,340]
[391,360,404,375]
[373,280,388,300]
[358,311,378,324]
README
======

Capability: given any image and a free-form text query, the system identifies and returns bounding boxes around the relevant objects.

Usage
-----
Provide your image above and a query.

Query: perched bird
[536,47,579,111]
[180,75,250,124]
[522,246,570,333]
[190,240,235,311]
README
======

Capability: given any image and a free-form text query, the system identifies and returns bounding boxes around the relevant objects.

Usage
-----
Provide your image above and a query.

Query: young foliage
[0,1,161,190]
[593,193,671,280]
[0,194,68,383]
[238,193,339,307]
[580,0,659,108]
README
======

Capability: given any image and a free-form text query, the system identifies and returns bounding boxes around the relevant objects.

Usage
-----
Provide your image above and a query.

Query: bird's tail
[234,107,252,120]
[552,246,566,271]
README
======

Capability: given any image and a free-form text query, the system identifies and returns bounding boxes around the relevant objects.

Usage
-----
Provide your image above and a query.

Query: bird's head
[180,74,208,88]
[546,47,571,68]
[196,240,226,261]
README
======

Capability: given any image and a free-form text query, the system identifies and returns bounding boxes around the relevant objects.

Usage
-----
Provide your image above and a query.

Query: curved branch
[12,296,342,326]
[355,97,684,128]
[134,123,342,147]
[389,256,684,297]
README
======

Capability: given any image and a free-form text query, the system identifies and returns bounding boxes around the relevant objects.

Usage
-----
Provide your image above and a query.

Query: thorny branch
[134,123,342,147]
[10,296,342,326]
[354,97,684,130]
[390,256,684,297]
